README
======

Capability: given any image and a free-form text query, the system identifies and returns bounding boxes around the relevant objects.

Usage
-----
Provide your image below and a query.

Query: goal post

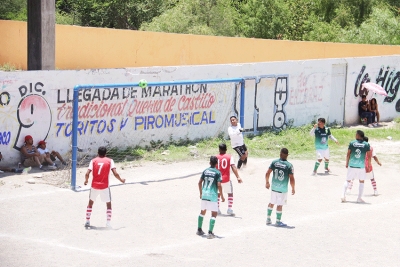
[71,78,246,190]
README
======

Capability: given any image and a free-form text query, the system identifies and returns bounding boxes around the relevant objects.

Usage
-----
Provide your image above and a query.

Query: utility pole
[27,0,55,70]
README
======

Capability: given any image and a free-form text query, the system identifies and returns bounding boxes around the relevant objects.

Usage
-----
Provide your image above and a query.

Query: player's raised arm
[265,168,272,189]
[84,169,92,185]
[289,174,295,195]
[111,168,125,184]
[309,124,317,136]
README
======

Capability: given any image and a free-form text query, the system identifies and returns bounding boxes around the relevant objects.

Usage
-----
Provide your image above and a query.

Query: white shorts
[316,149,330,160]
[346,167,366,181]
[366,171,374,180]
[200,200,218,212]
[89,188,111,202]
[221,181,233,194]
[270,191,288,206]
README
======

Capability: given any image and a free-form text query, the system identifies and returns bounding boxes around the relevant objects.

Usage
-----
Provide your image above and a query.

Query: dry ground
[1,141,400,267]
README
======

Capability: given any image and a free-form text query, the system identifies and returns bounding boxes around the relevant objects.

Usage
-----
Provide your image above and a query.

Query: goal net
[69,78,245,190]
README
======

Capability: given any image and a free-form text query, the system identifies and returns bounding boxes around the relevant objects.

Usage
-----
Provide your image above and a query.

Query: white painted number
[97,163,104,174]
[204,177,215,189]
[355,149,361,158]
[274,169,285,181]
[218,158,228,169]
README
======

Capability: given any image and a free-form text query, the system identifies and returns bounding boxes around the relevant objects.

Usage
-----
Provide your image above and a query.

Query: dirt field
[1,141,400,267]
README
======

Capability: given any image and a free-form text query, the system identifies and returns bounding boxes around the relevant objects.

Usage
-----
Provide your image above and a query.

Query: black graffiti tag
[273,76,288,129]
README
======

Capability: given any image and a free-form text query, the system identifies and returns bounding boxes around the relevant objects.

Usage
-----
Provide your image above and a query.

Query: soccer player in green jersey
[310,118,339,175]
[342,130,371,203]
[265,148,295,227]
[197,156,224,239]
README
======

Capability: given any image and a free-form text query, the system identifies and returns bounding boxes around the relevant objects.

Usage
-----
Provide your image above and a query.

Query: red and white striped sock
[86,207,92,222]
[106,209,112,222]
[218,197,220,209]
[228,196,233,209]
[371,179,377,190]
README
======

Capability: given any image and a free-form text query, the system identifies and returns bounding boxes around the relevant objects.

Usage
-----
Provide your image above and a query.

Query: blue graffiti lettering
[55,118,126,137]
[0,131,11,145]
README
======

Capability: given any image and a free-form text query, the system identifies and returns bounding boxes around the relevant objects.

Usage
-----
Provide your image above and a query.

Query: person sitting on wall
[359,95,376,128]
[0,152,25,173]
[37,140,67,166]
[369,98,380,126]
[20,135,57,170]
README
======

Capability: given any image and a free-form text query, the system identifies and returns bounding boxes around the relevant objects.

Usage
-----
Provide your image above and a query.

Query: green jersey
[200,167,222,202]
[269,159,294,193]
[313,127,332,150]
[348,140,370,168]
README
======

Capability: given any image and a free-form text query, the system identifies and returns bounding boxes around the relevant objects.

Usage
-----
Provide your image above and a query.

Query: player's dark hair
[98,146,107,157]
[361,95,367,99]
[230,115,237,120]
[210,156,218,166]
[281,148,289,155]
[356,130,365,138]
[318,118,326,123]
[364,136,369,142]
[219,143,227,152]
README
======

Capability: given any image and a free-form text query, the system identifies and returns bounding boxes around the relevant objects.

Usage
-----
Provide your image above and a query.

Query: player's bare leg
[266,203,274,225]
[227,193,235,215]
[197,209,207,236]
[106,202,112,228]
[312,159,322,175]
[43,155,57,169]
[242,151,248,167]
[52,151,67,165]
[207,211,218,239]
[357,180,366,203]
[85,199,94,228]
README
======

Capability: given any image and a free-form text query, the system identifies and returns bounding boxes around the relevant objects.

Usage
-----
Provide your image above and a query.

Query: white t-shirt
[37,148,49,155]
[228,123,244,148]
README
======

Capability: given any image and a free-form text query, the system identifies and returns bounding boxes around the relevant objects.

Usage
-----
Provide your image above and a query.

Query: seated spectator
[37,140,67,166]
[358,95,377,128]
[369,98,380,125]
[20,135,57,170]
[0,152,26,173]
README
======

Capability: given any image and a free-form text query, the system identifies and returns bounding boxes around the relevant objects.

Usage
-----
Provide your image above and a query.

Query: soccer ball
[138,79,148,89]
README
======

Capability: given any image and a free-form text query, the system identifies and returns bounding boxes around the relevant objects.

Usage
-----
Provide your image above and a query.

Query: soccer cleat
[217,209,221,215]
[311,171,317,176]
[266,218,272,225]
[374,190,378,196]
[357,198,366,203]
[196,229,205,236]
[207,232,216,239]
[275,221,287,227]
[106,221,112,228]
[341,197,346,203]
[325,168,331,173]
[227,209,235,216]
[84,221,90,228]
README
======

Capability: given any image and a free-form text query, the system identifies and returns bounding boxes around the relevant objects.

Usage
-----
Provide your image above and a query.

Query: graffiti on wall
[355,65,400,111]
[273,76,289,129]
[289,72,326,105]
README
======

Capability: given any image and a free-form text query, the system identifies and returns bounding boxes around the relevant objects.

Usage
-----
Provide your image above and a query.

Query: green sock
[276,211,282,222]
[325,161,329,169]
[209,217,216,232]
[313,162,320,172]
[198,215,204,229]
[267,208,273,219]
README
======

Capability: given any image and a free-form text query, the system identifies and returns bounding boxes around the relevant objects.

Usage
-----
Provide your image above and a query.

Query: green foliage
[0,0,25,20]
[141,0,239,36]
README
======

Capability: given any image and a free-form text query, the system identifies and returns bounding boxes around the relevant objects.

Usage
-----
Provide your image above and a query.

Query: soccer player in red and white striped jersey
[216,143,242,216]
[84,146,125,229]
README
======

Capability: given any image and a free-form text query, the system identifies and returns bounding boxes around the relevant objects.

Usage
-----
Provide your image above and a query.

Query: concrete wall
[1,55,400,165]
[1,20,400,70]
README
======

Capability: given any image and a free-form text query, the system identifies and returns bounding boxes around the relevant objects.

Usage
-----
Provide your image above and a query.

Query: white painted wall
[1,55,400,165]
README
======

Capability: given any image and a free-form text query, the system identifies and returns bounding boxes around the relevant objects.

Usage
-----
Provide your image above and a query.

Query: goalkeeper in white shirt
[228,116,248,169]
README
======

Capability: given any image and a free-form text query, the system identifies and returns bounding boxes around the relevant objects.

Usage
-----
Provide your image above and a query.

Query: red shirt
[216,153,235,183]
[88,157,115,189]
